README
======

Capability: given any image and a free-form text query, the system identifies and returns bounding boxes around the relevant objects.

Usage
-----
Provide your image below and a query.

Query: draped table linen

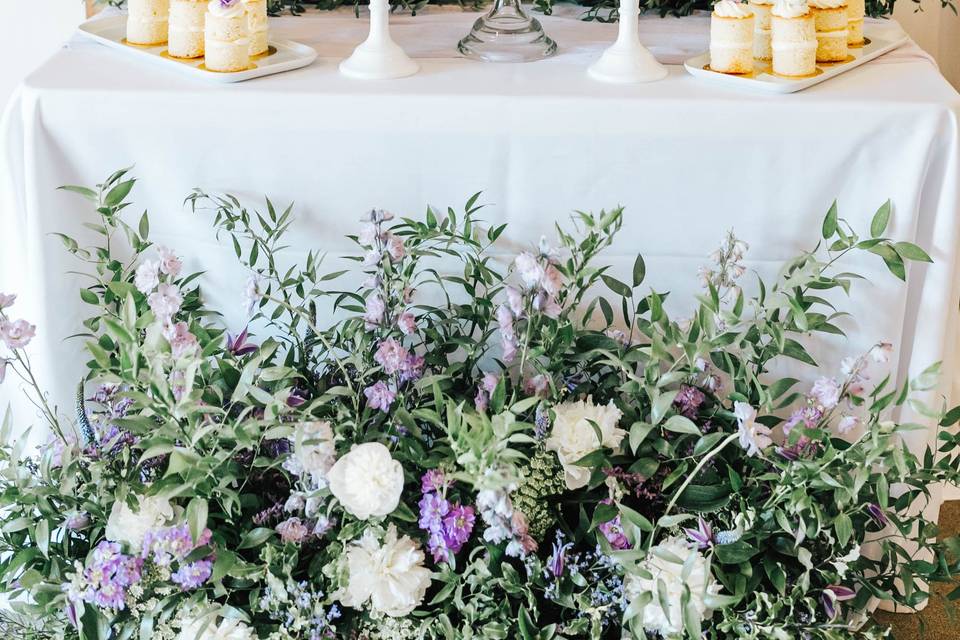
[1,8,959,522]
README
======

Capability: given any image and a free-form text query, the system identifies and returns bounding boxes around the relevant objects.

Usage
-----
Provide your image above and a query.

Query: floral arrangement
[1,168,959,640]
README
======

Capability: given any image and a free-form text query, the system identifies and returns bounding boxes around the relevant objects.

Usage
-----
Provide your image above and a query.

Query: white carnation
[545,397,625,490]
[177,616,256,640]
[337,524,431,617]
[292,421,337,488]
[328,442,404,520]
[624,536,721,638]
[105,494,174,552]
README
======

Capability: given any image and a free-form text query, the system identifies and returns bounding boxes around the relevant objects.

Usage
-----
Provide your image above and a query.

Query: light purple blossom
[162,321,198,358]
[837,415,859,434]
[386,235,405,262]
[496,305,518,362]
[418,493,450,531]
[514,252,544,288]
[65,512,91,530]
[540,264,564,296]
[364,295,386,329]
[506,287,524,315]
[156,245,183,279]
[148,283,183,323]
[547,537,573,577]
[810,376,842,410]
[674,385,706,419]
[442,505,476,549]
[134,260,160,294]
[523,374,549,398]
[421,470,448,494]
[872,342,893,363]
[397,312,417,336]
[783,405,823,436]
[277,517,311,544]
[598,515,631,550]
[364,381,396,412]
[243,275,262,316]
[0,293,16,309]
[375,338,408,375]
[0,318,36,349]
[400,353,425,383]
[358,223,382,247]
[79,541,143,611]
[685,517,715,550]
[171,559,213,590]
[227,327,258,356]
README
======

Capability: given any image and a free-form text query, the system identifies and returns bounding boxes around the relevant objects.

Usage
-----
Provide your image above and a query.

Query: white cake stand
[587,0,667,83]
[340,0,419,80]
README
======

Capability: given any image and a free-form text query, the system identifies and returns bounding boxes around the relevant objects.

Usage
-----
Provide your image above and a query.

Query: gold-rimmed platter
[684,28,907,94]
[79,16,316,84]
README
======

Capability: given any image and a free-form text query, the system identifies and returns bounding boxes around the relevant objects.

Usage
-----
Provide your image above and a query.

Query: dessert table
[1,6,958,518]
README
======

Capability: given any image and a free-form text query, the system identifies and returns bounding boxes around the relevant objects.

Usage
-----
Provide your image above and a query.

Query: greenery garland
[94,0,958,22]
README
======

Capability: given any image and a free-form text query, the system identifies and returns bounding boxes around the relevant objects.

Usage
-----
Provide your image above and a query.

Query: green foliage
[0,170,958,640]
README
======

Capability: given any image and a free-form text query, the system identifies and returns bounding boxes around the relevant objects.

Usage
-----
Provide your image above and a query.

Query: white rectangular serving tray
[684,28,908,93]
[77,15,317,83]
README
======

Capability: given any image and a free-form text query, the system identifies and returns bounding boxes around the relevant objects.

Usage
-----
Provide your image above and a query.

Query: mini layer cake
[810,0,848,62]
[846,0,865,46]
[749,0,774,60]
[205,0,251,72]
[771,0,817,77]
[243,0,269,56]
[127,0,170,46]
[710,0,755,74]
[169,0,206,59]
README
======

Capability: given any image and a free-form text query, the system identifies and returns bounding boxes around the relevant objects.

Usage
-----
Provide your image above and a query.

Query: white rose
[337,524,431,617]
[177,616,256,640]
[624,536,721,638]
[292,421,337,488]
[105,494,174,552]
[328,442,404,520]
[545,398,625,490]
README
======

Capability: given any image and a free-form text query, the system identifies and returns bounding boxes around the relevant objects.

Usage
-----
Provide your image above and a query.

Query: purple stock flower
[442,505,476,549]
[783,405,823,436]
[375,339,408,375]
[364,381,396,412]
[418,493,450,531]
[80,541,143,611]
[867,503,889,527]
[227,328,258,356]
[400,354,425,383]
[171,559,214,590]
[684,517,715,550]
[421,470,448,494]
[674,385,706,419]
[277,517,311,544]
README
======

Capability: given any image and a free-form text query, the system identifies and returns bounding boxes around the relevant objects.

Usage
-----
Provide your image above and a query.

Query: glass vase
[457,0,557,63]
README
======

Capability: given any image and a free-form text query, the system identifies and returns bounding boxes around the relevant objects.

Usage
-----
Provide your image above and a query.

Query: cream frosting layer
[208,0,245,17]
[773,0,809,17]
[714,0,754,17]
[810,0,847,8]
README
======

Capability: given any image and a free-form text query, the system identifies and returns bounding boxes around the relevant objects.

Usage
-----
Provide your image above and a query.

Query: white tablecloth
[1,8,958,515]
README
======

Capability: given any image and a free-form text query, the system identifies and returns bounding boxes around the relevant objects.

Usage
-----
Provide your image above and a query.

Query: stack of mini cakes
[169,0,207,58]
[243,0,270,57]
[847,0,865,46]
[127,0,170,45]
[205,0,252,72]
[749,0,774,61]
[771,0,817,77]
[810,0,848,62]
[710,0,755,74]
